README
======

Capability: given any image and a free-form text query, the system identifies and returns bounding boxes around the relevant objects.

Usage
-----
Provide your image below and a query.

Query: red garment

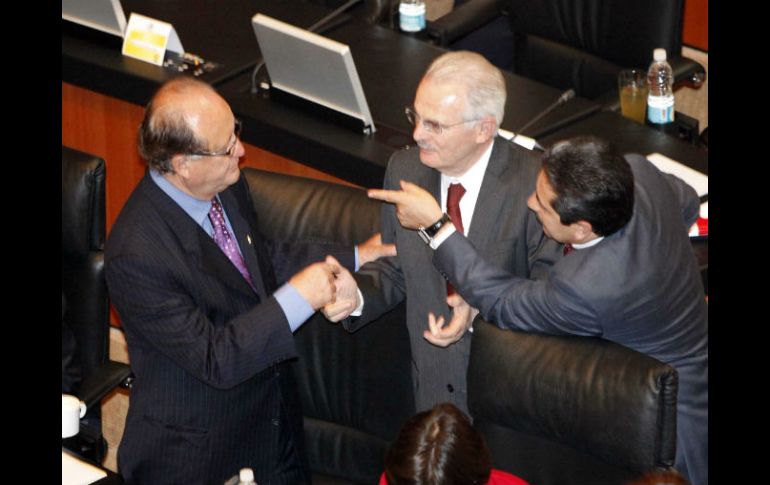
[378,469,530,485]
[488,469,530,485]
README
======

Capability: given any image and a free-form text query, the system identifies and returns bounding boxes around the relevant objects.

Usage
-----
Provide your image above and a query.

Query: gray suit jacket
[433,154,708,485]
[345,137,558,414]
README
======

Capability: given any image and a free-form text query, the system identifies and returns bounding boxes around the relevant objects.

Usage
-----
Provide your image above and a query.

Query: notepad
[62,450,107,485]
[646,152,708,197]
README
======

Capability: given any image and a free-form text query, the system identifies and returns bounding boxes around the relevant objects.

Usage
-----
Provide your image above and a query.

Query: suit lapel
[412,161,449,294]
[467,138,512,251]
[140,175,260,300]
[219,189,269,300]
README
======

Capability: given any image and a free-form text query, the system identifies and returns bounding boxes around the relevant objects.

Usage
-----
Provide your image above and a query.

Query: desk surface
[62,0,599,186]
[540,111,708,176]
[62,0,334,105]
[62,0,705,187]
[218,1,600,186]
[62,447,124,485]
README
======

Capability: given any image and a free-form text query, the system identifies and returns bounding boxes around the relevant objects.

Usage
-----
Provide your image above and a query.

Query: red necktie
[563,243,574,255]
[446,183,466,296]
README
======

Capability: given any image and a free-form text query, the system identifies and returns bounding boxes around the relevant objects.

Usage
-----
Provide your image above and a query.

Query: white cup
[62,394,87,438]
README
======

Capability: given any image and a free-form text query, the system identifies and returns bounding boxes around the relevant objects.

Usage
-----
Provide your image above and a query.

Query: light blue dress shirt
[149,169,314,331]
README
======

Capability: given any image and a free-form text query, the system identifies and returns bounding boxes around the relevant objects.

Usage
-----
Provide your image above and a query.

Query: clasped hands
[321,267,479,347]
[320,180,479,346]
[291,233,397,315]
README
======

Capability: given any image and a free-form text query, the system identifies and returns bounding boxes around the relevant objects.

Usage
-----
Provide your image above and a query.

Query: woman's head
[384,403,492,485]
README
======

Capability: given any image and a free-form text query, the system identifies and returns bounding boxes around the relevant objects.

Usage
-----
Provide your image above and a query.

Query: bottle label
[399,3,426,32]
[647,95,675,124]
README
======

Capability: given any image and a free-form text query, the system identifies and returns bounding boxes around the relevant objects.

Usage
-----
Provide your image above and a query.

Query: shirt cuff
[429,223,457,250]
[350,288,364,317]
[354,245,360,271]
[275,283,315,332]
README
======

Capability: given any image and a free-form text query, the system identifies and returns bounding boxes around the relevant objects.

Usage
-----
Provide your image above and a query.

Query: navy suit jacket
[106,172,353,485]
[434,154,708,485]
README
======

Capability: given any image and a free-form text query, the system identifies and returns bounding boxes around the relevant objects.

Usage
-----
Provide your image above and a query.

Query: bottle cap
[239,468,255,483]
[653,48,667,62]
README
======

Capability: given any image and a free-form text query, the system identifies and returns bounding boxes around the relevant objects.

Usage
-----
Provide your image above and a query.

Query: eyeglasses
[189,119,242,158]
[404,107,477,135]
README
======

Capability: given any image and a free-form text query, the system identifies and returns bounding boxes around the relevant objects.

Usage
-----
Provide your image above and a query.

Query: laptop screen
[251,13,375,134]
[62,0,127,38]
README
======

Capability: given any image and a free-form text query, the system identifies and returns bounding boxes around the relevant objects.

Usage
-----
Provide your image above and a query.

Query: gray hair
[423,51,506,127]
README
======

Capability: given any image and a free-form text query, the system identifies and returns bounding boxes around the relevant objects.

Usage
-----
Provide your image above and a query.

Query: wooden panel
[63,82,360,326]
[682,0,707,51]
[62,83,359,230]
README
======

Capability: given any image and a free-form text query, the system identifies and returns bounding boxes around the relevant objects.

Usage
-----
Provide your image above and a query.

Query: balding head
[422,51,506,127]
[138,77,223,173]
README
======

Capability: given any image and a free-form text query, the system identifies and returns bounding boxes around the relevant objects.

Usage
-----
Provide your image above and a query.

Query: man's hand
[423,293,479,347]
[321,264,361,322]
[357,232,397,266]
[368,180,443,230]
[289,255,342,310]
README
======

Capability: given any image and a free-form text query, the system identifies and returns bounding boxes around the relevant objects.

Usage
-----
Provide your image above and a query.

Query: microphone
[308,0,363,34]
[251,0,364,93]
[506,88,576,151]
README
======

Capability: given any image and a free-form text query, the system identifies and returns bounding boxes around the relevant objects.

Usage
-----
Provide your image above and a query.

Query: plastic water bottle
[399,0,426,32]
[646,48,675,125]
[223,468,257,485]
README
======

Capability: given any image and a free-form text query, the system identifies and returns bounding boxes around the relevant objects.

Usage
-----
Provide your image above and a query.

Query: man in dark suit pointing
[105,77,390,485]
[368,136,708,485]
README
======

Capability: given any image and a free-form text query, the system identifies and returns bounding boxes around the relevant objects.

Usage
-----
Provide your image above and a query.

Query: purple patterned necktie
[563,243,574,255]
[209,198,254,288]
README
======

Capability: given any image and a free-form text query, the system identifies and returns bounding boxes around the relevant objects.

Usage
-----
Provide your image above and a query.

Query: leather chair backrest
[506,0,684,99]
[243,168,415,484]
[62,146,109,380]
[468,321,677,485]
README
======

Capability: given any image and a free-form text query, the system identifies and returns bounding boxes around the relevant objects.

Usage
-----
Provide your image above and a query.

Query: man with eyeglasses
[322,51,560,416]
[105,77,393,485]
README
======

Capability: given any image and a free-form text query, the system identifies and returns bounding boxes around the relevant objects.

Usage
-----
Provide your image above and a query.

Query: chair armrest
[426,0,504,45]
[76,360,133,411]
[670,55,706,89]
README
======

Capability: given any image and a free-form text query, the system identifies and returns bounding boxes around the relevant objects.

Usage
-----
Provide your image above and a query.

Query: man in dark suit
[369,136,708,485]
[105,77,390,485]
[323,51,558,415]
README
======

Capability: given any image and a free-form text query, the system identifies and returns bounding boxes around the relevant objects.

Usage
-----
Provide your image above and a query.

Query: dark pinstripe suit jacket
[106,172,352,485]
[345,137,559,415]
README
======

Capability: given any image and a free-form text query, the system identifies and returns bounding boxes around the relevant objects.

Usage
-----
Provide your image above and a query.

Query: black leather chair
[243,168,416,485]
[468,321,678,485]
[62,146,133,464]
[505,0,705,103]
[421,0,705,105]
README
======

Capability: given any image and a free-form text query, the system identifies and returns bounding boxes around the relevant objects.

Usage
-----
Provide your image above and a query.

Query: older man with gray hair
[323,51,559,414]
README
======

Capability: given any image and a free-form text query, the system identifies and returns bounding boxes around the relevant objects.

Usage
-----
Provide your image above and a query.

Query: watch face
[428,213,450,236]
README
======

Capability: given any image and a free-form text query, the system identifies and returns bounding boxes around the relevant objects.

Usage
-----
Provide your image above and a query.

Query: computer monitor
[62,0,127,38]
[251,13,376,134]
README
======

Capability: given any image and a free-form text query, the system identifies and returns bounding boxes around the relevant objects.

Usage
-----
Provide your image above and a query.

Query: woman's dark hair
[384,403,492,485]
